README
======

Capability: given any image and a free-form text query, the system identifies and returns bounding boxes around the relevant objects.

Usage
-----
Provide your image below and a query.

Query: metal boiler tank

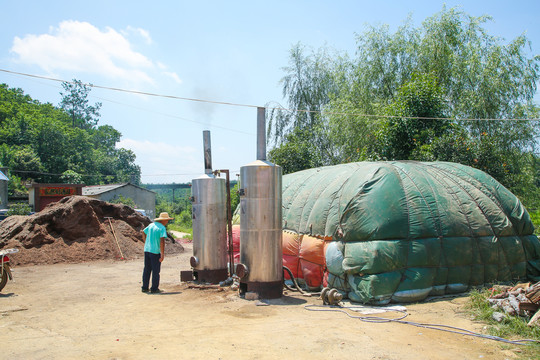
[236,107,283,299]
[188,130,228,283]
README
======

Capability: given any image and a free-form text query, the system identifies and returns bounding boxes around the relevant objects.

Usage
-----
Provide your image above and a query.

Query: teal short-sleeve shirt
[143,222,167,254]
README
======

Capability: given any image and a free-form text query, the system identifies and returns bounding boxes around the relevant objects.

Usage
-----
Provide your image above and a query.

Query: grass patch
[466,288,540,358]
[168,223,192,239]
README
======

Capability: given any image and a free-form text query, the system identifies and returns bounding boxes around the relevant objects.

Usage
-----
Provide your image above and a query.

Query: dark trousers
[142,252,161,291]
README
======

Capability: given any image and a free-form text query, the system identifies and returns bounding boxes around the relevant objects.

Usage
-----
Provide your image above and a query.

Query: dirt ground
[0,241,524,360]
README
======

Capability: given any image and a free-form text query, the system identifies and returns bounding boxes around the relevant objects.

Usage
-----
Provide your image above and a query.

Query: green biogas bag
[282,161,540,303]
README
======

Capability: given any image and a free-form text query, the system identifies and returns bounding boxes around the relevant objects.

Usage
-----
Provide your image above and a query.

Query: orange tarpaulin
[230,225,329,290]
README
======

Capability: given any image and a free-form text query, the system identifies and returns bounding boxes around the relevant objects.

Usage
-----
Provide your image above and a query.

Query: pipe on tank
[214,169,235,277]
[203,130,212,174]
[256,107,266,161]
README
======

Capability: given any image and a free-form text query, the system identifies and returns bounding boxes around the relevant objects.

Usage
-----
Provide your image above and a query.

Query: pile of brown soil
[0,195,183,266]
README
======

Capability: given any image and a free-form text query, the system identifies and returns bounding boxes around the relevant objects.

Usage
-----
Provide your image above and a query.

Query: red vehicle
[0,248,19,292]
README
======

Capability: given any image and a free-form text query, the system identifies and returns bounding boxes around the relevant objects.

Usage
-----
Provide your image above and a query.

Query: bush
[7,202,32,216]
[178,209,192,228]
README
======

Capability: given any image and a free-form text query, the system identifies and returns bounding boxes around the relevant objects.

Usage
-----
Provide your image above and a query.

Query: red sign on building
[39,187,77,197]
[31,184,84,212]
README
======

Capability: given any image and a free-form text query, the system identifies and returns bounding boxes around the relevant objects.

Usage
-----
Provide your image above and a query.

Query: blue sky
[1,1,539,183]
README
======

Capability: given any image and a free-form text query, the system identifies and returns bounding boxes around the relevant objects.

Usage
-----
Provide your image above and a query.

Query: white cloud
[117,138,200,183]
[124,26,152,45]
[163,71,182,84]
[10,20,156,85]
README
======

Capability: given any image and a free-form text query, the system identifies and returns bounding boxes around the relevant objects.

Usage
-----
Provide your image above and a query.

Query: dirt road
[0,243,520,359]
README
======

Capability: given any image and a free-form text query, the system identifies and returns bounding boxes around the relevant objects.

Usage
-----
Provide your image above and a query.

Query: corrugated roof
[82,183,156,196]
[0,170,8,181]
[83,183,127,196]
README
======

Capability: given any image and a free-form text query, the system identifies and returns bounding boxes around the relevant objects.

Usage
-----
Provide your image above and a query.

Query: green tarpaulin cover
[282,161,540,304]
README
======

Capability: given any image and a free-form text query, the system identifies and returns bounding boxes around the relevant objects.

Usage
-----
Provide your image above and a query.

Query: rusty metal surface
[235,263,248,279]
[193,268,228,284]
[180,270,194,282]
[239,280,283,299]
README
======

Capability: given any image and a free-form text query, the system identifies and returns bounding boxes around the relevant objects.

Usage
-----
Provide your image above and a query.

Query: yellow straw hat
[154,212,174,221]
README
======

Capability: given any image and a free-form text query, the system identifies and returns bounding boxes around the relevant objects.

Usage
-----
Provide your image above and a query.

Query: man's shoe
[150,289,163,294]
[141,288,149,293]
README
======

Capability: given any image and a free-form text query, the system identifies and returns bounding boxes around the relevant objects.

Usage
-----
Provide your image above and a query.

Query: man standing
[141,212,173,294]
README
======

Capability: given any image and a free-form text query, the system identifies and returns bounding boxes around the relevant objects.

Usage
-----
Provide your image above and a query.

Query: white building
[83,183,156,219]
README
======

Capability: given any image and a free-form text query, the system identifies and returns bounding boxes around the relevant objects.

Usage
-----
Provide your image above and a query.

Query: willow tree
[270,6,539,206]
[267,43,344,167]
[328,7,540,160]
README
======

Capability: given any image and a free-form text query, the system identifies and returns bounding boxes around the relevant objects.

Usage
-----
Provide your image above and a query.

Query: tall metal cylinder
[237,107,283,299]
[188,131,228,283]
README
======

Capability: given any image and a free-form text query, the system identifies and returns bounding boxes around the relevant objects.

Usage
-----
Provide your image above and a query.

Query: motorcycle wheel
[0,265,8,292]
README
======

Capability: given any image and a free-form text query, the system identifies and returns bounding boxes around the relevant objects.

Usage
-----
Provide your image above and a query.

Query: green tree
[177,210,192,228]
[114,148,141,185]
[90,125,121,154]
[268,127,318,174]
[230,182,240,214]
[268,43,343,166]
[61,170,83,184]
[340,7,539,121]
[0,83,141,185]
[379,73,449,160]
[33,120,70,182]
[0,84,35,125]
[419,9,539,121]
[274,6,539,207]
[59,79,102,129]
[0,145,43,176]
[6,174,27,197]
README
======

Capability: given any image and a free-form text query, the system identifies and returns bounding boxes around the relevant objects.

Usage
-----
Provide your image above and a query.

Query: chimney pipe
[203,130,212,174]
[256,107,266,161]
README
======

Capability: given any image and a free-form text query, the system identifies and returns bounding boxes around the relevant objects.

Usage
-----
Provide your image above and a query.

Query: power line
[92,94,256,136]
[9,169,138,178]
[1,68,256,136]
[2,68,539,122]
[0,68,259,108]
[8,169,240,178]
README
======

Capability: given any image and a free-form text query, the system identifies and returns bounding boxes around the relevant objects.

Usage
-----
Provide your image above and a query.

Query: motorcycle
[0,248,19,292]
